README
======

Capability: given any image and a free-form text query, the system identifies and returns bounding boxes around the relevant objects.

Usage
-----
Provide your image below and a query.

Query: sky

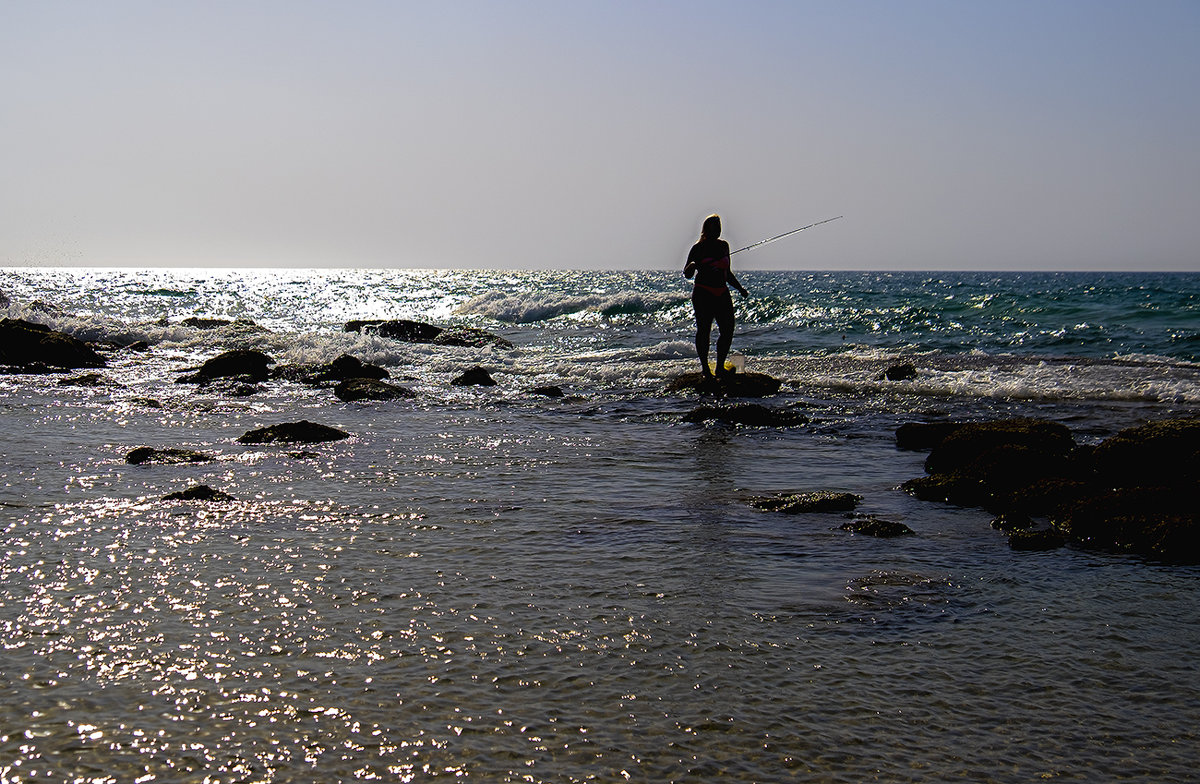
[3,0,1199,271]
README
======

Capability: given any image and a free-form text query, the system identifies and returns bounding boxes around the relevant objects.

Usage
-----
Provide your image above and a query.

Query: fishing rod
[729,215,843,256]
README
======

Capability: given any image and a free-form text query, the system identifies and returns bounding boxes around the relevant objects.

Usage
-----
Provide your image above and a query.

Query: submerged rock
[749,491,862,514]
[451,366,498,387]
[840,517,915,537]
[667,371,782,398]
[237,420,351,444]
[163,484,235,502]
[433,327,514,349]
[530,385,565,398]
[684,402,807,427]
[0,318,107,369]
[334,377,416,402]
[58,373,107,387]
[126,447,214,465]
[178,349,274,384]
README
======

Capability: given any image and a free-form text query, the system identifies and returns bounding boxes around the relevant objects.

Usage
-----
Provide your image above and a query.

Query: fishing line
[730,215,843,256]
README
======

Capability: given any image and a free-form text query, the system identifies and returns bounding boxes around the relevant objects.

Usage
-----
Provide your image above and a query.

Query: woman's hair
[700,214,721,241]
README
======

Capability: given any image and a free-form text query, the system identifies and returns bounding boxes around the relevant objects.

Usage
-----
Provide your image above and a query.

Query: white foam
[455,290,685,323]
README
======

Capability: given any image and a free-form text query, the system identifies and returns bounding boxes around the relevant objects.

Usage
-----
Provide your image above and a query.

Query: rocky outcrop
[451,366,497,387]
[683,402,807,427]
[900,416,1200,561]
[749,491,862,514]
[126,447,214,465]
[346,319,512,349]
[530,385,565,398]
[667,371,782,398]
[0,318,107,370]
[334,377,415,402]
[237,420,350,444]
[177,349,274,384]
[163,484,235,502]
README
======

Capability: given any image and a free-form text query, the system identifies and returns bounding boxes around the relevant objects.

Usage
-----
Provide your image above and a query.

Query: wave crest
[456,290,686,323]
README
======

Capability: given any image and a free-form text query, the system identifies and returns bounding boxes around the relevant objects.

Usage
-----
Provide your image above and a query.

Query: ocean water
[1,267,1199,783]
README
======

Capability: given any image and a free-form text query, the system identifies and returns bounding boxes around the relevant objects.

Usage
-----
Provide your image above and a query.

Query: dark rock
[343,319,385,333]
[0,318,107,369]
[1050,487,1199,560]
[451,366,497,387]
[749,491,862,514]
[178,349,274,383]
[329,354,389,381]
[667,371,783,398]
[181,317,265,332]
[27,300,62,316]
[924,419,1075,476]
[58,373,106,387]
[530,385,565,398]
[375,319,445,342]
[1009,529,1067,552]
[334,377,416,402]
[182,317,236,329]
[840,517,915,537]
[1091,418,1200,487]
[237,420,350,444]
[684,403,807,427]
[121,340,151,352]
[433,327,514,349]
[126,447,214,465]
[0,289,8,307]
[895,421,966,451]
[132,397,163,408]
[881,363,918,381]
[163,484,235,502]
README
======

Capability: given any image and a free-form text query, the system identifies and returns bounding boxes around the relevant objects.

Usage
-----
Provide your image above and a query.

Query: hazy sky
[3,1,1199,271]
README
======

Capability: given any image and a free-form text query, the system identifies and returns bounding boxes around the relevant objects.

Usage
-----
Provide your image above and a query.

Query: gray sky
[3,1,1198,271]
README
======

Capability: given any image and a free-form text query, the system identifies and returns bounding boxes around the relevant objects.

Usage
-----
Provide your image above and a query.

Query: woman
[684,214,749,379]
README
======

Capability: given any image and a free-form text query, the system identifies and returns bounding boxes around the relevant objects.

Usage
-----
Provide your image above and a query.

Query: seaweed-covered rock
[991,512,1035,533]
[0,318,107,369]
[451,366,497,387]
[923,419,1075,476]
[840,517,915,537]
[1050,487,1199,560]
[334,377,416,402]
[749,491,862,514]
[178,349,274,383]
[667,371,782,398]
[163,484,235,502]
[126,447,214,465]
[1091,418,1200,487]
[684,403,807,427]
[237,420,350,444]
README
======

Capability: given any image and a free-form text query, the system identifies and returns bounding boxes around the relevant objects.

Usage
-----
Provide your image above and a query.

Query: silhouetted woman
[684,214,748,379]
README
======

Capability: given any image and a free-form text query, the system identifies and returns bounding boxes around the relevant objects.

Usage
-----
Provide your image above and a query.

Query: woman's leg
[714,294,735,376]
[693,294,714,375]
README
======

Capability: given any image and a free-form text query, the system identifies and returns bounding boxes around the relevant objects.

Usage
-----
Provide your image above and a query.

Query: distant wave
[455,290,686,323]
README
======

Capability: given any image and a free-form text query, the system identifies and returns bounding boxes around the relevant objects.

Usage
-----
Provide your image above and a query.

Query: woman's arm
[727,270,749,297]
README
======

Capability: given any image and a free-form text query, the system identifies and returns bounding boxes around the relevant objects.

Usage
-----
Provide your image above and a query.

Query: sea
[1,267,1199,783]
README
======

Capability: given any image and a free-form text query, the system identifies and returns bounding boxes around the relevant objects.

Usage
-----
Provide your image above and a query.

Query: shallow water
[2,268,1199,782]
